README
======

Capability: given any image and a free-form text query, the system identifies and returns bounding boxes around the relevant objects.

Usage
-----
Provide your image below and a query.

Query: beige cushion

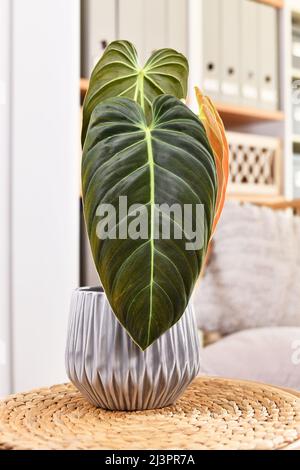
[200,327,300,390]
[193,201,300,334]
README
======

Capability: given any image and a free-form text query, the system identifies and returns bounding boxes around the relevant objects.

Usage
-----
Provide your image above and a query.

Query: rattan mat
[1,377,300,450]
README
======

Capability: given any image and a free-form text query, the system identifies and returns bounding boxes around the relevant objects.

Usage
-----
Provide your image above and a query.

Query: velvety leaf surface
[81,40,188,146]
[82,95,217,349]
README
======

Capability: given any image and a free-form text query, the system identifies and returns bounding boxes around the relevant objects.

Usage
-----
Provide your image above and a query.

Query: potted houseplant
[65,40,228,411]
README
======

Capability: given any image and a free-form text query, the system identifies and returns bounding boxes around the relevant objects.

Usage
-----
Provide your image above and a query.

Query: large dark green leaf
[82,95,217,350]
[81,40,188,146]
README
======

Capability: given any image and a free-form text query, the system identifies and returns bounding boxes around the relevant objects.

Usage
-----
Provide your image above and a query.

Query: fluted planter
[65,287,201,411]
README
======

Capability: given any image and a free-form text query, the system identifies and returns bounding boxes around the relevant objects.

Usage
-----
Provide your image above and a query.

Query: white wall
[0,0,12,397]
[11,0,80,392]
[188,0,203,112]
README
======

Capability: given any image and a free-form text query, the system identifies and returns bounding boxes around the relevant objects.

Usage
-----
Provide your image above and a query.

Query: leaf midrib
[145,127,155,345]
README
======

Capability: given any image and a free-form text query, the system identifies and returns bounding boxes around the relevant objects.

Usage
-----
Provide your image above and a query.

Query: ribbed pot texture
[65,287,201,411]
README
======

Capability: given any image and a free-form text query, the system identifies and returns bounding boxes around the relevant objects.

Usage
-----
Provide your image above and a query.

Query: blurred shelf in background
[80,79,284,126]
[79,0,300,286]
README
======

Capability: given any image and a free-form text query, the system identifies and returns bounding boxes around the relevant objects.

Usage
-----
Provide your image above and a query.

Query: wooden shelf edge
[215,102,284,123]
[227,194,286,204]
[256,0,284,8]
[227,194,300,211]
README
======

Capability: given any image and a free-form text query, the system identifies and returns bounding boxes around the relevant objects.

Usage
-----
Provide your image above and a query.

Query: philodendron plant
[81,40,229,350]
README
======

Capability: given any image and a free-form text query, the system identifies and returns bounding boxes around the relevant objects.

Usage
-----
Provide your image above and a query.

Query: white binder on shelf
[258,3,279,110]
[118,0,144,62]
[81,0,116,77]
[292,26,300,69]
[166,0,187,56]
[144,0,166,60]
[220,0,240,104]
[240,0,259,107]
[202,0,221,100]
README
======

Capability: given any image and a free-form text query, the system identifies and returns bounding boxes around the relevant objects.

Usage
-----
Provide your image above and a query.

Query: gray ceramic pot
[65,287,201,411]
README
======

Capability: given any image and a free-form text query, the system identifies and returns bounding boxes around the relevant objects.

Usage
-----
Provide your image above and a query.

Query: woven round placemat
[1,377,300,450]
